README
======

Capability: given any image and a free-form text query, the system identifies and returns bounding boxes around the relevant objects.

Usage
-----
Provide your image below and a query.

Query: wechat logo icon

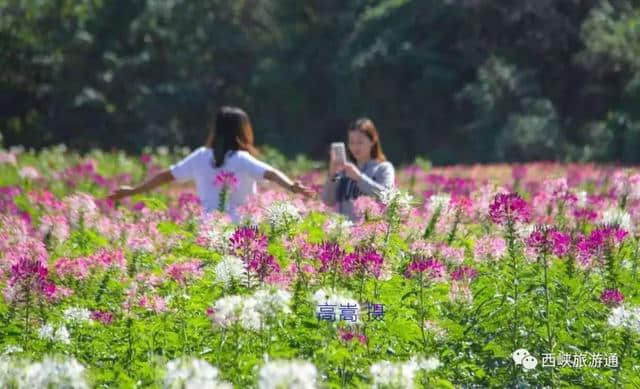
[512,349,538,371]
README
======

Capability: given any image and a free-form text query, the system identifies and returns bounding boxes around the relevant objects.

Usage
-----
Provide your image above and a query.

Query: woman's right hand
[108,186,136,202]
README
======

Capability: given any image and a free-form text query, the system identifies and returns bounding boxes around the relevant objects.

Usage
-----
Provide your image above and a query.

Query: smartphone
[331,142,346,164]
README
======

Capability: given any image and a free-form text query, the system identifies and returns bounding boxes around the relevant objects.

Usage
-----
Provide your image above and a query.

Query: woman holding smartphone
[321,118,395,220]
[108,106,314,222]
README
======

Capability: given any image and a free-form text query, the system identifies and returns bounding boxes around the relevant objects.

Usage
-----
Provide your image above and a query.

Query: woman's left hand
[290,181,316,198]
[340,162,363,181]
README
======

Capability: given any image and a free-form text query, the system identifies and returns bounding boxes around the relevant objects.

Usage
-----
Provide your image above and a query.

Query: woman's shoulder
[232,149,250,157]
[197,146,213,154]
[374,160,395,171]
[229,149,260,163]
[189,147,214,169]
[175,146,211,164]
[185,146,210,157]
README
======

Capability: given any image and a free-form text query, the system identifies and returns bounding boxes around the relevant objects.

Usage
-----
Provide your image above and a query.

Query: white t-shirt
[170,147,271,221]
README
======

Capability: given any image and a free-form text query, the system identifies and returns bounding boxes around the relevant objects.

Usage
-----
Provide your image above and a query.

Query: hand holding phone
[331,142,346,164]
[330,142,346,181]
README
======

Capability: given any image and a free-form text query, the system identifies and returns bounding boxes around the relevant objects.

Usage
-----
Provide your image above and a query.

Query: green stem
[331,258,338,290]
[126,317,134,375]
[234,324,240,363]
[358,270,366,301]
[23,287,31,352]
[423,207,441,239]
[419,274,427,350]
[542,251,554,385]
[632,241,639,283]
[218,186,229,212]
[95,270,112,305]
[614,331,630,388]
[447,211,460,245]
[181,296,188,354]
[506,220,519,382]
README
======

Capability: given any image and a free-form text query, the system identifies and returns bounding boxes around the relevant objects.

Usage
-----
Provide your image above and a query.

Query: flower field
[0,146,639,388]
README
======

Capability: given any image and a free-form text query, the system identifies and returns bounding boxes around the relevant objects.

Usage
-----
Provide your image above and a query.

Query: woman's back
[107,106,313,216]
[170,147,271,220]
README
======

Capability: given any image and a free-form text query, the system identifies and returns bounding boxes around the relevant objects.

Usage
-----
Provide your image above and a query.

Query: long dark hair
[347,118,387,162]
[205,106,259,168]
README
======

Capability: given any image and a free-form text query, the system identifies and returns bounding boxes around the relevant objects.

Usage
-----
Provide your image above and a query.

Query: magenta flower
[4,240,59,304]
[10,254,48,286]
[489,193,531,225]
[316,242,345,273]
[229,226,279,284]
[576,226,628,268]
[214,170,238,189]
[27,190,64,210]
[549,230,571,257]
[132,201,146,212]
[573,208,598,223]
[341,249,384,278]
[576,234,594,268]
[247,252,281,281]
[0,186,22,216]
[444,177,476,196]
[600,289,624,307]
[405,258,447,281]
[599,226,629,244]
[525,227,571,257]
[450,266,478,282]
[338,329,367,345]
[91,310,115,325]
[426,174,447,191]
[230,226,268,257]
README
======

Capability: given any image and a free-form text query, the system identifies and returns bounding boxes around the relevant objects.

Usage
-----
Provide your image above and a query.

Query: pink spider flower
[489,193,531,225]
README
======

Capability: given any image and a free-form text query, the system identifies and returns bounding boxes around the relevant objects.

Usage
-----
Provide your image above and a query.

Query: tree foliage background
[2,0,640,164]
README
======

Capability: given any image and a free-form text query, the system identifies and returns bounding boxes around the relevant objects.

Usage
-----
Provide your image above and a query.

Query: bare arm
[263,168,315,198]
[108,169,175,201]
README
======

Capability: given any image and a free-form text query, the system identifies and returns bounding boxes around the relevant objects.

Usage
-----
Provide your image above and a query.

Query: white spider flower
[258,359,318,389]
[265,201,301,230]
[164,357,231,389]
